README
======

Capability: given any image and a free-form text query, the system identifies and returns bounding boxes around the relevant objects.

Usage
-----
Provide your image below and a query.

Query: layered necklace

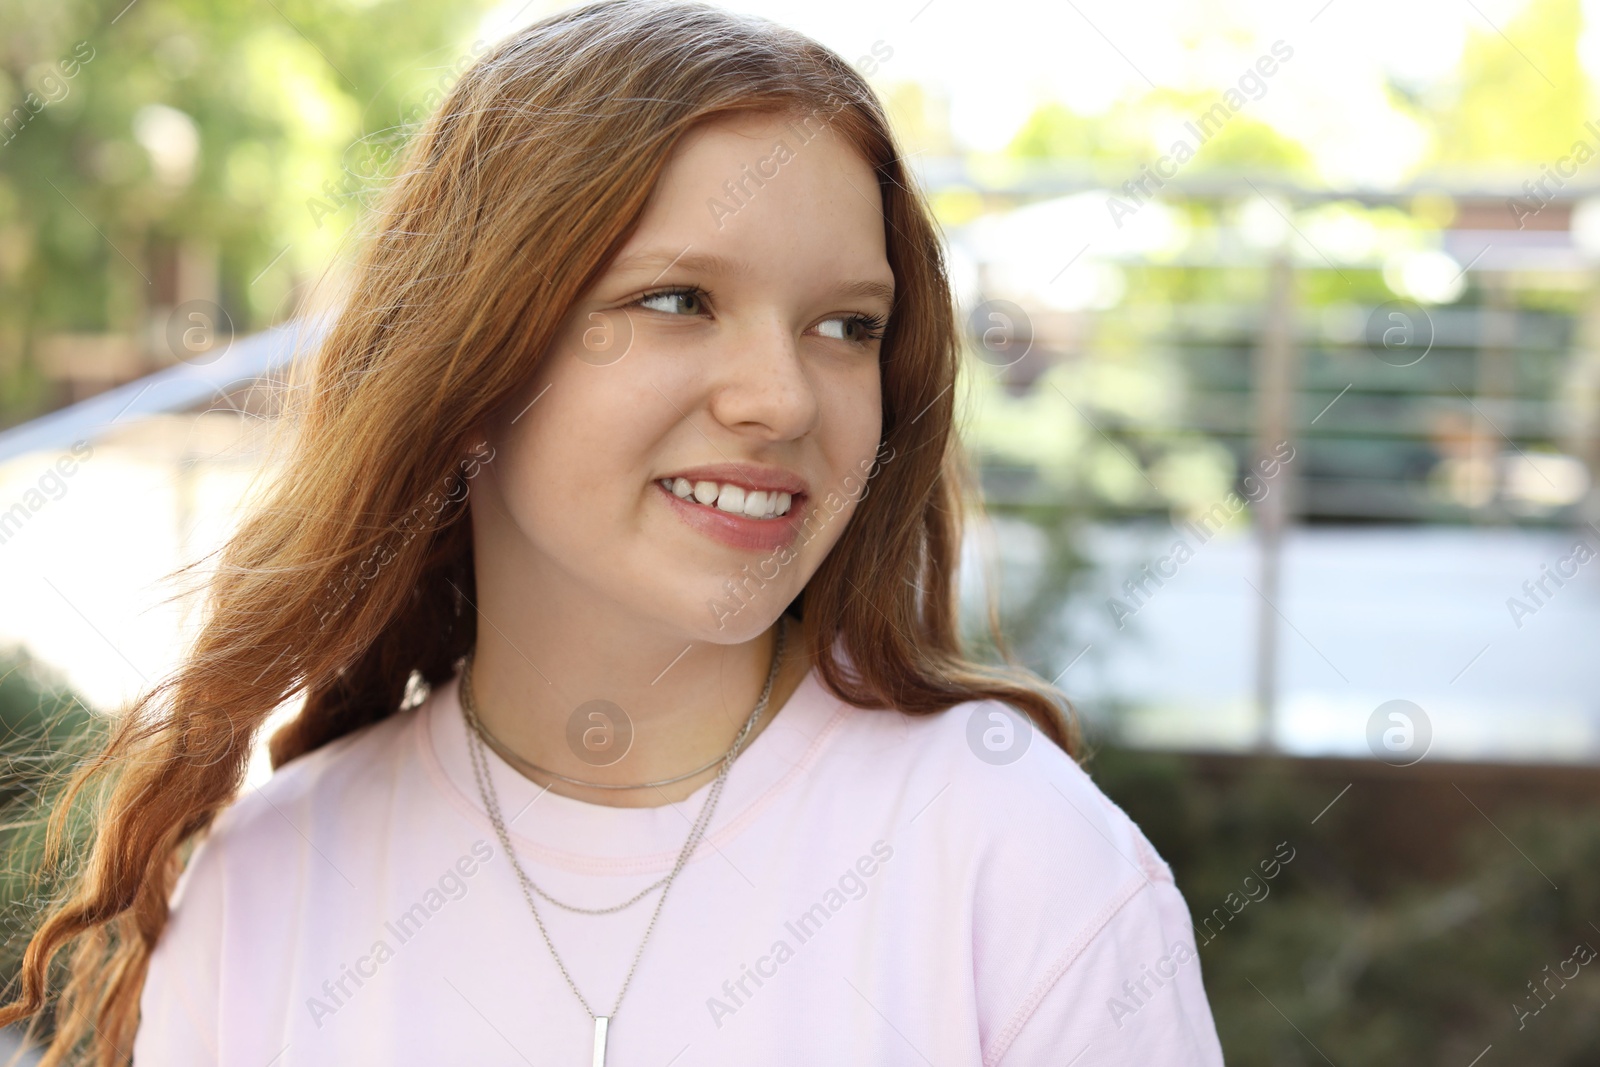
[458,616,787,1066]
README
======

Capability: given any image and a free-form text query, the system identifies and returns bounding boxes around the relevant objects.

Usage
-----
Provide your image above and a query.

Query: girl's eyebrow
[612,249,749,280]
[612,249,894,306]
[834,278,895,307]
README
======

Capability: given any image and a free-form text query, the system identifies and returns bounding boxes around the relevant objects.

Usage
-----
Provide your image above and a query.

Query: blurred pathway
[1062,524,1600,763]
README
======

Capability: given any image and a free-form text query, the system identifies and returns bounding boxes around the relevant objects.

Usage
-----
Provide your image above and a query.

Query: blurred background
[3,0,1600,1061]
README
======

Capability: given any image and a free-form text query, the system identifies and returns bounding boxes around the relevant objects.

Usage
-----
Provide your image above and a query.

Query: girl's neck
[464,617,809,809]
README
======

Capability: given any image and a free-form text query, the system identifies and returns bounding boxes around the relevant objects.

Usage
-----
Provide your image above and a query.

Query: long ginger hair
[0,2,1076,1062]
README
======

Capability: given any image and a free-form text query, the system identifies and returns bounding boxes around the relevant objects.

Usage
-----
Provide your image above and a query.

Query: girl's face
[477,110,894,644]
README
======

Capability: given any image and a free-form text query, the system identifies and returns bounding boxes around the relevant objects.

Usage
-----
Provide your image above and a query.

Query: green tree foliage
[1093,748,1600,1064]
[1425,0,1590,166]
[0,0,494,426]
[1006,92,1312,176]
[1008,100,1145,165]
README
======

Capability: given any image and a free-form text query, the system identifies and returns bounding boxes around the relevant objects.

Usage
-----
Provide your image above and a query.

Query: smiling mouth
[656,477,797,520]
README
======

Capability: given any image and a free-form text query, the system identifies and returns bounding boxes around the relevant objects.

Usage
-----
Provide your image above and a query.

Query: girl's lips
[656,481,807,552]
[661,462,808,497]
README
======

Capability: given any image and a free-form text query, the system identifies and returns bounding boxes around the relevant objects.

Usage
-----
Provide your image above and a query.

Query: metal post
[1566,278,1600,527]
[1472,272,1514,520]
[1253,255,1296,752]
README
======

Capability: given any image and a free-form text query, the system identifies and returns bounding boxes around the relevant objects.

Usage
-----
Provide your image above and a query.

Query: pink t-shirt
[134,662,1225,1065]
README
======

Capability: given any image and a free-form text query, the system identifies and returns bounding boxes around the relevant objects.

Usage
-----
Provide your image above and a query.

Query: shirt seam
[413,684,854,876]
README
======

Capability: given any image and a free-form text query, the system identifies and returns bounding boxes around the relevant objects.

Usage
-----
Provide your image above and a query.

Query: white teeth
[664,479,797,519]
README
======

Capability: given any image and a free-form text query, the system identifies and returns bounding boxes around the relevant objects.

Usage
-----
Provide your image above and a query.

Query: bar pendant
[592,1016,609,1067]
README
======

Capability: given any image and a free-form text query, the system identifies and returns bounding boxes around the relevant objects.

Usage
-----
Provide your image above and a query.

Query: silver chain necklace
[467,687,732,791]
[458,619,787,1066]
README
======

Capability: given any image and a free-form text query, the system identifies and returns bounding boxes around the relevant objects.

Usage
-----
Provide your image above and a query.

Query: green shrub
[1090,746,1600,1065]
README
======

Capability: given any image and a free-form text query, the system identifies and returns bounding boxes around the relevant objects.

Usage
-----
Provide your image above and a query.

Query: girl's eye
[635,288,705,315]
[816,313,887,345]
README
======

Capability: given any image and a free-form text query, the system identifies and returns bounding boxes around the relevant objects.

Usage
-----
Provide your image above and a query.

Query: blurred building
[933,167,1600,763]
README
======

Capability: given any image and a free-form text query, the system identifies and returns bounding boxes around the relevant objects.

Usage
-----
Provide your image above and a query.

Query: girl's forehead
[613,113,891,281]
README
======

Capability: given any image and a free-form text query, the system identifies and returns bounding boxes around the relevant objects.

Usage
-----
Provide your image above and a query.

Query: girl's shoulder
[821,696,1209,1061]
[136,706,424,1063]
[829,693,1174,893]
[203,704,422,860]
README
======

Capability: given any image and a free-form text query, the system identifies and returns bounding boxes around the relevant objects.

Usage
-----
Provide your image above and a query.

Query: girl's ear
[462,420,494,459]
